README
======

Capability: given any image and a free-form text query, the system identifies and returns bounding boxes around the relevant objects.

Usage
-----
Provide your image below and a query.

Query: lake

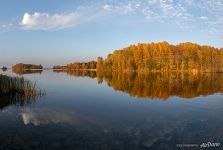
[0,70,223,150]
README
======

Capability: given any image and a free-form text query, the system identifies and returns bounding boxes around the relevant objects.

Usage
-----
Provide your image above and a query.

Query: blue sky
[0,0,222,67]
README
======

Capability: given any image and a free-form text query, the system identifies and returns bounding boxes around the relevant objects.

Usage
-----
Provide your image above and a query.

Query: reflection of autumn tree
[103,72,223,100]
[53,70,97,79]
[56,69,223,100]
[96,70,104,84]
[12,69,43,75]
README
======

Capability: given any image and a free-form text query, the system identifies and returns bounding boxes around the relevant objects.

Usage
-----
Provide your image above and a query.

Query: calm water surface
[0,70,223,150]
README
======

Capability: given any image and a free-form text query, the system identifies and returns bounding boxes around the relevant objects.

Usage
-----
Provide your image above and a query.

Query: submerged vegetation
[0,75,44,98]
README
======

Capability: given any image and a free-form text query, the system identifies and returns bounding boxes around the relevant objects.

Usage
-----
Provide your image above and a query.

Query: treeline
[53,61,97,70]
[12,63,43,75]
[53,42,223,72]
[12,63,43,71]
[102,42,223,72]
[53,65,67,70]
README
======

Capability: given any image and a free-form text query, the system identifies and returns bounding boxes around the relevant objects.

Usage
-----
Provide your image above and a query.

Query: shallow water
[0,70,223,150]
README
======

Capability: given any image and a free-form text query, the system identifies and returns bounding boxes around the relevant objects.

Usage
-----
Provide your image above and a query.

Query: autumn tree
[102,41,223,73]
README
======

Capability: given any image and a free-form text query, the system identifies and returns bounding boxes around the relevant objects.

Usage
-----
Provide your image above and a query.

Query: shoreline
[53,68,97,71]
[9,68,223,73]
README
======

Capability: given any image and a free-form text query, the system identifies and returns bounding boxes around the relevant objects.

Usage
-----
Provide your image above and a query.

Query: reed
[0,75,44,98]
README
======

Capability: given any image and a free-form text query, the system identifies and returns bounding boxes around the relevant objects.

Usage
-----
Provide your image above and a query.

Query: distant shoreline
[8,42,223,73]
[23,69,43,70]
[53,68,97,71]
[8,68,223,73]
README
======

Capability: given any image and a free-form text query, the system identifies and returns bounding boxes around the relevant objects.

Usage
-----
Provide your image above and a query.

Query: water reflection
[53,69,97,78]
[105,72,223,100]
[1,70,223,149]
[12,69,43,75]
[11,69,223,100]
[54,70,223,100]
[0,96,37,110]
[22,108,80,126]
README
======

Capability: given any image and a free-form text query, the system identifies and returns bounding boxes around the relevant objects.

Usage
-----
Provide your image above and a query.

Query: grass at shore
[0,75,44,98]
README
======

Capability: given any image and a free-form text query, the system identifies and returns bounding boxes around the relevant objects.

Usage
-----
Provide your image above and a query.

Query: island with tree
[12,63,43,75]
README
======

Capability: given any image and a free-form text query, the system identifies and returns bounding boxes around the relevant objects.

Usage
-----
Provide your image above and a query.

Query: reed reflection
[0,96,38,110]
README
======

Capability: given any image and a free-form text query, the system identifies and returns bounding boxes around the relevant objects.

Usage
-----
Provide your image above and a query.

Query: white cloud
[0,23,13,33]
[102,0,190,24]
[19,0,223,36]
[200,16,208,21]
[185,0,223,36]
[21,12,82,30]
[103,4,112,11]
[103,2,136,14]
[1,23,12,28]
[20,0,191,31]
[20,4,107,30]
[21,2,138,31]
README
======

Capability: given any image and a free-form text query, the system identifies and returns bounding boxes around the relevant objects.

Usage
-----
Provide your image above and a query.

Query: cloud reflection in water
[22,108,85,126]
